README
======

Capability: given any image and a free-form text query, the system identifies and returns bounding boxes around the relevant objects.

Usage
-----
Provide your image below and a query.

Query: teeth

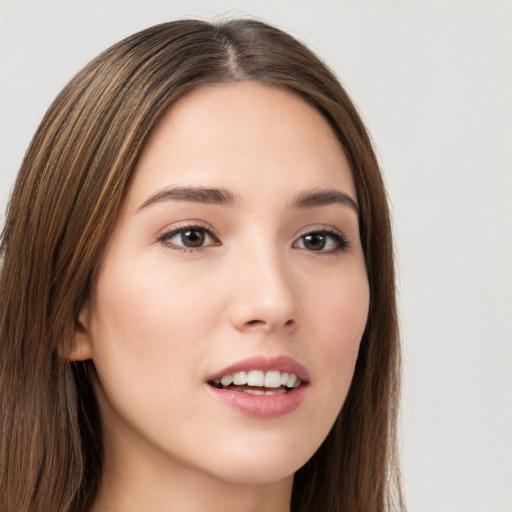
[243,388,287,396]
[247,370,264,386]
[220,374,233,386]
[233,372,247,385]
[215,370,301,390]
[286,373,298,388]
[265,388,287,395]
[264,370,282,388]
[244,388,265,395]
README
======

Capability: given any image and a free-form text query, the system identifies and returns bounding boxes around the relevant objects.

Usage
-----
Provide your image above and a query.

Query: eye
[158,225,219,252]
[293,229,349,253]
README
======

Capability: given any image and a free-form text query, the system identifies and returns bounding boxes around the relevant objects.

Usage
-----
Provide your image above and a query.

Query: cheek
[94,256,216,344]
[88,255,224,398]
[305,260,369,352]
[302,264,369,410]
[322,284,368,360]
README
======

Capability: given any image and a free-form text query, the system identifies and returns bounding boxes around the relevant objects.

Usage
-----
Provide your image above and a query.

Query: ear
[68,302,94,361]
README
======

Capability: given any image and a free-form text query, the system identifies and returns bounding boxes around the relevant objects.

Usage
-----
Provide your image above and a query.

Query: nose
[228,245,299,333]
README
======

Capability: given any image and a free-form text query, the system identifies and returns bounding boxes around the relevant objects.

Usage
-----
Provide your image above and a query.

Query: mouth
[205,355,309,418]
[208,370,303,396]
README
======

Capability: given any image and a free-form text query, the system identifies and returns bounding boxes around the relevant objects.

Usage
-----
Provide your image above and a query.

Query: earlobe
[68,305,94,361]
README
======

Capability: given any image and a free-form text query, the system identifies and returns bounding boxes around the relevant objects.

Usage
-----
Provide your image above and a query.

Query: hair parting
[0,18,404,512]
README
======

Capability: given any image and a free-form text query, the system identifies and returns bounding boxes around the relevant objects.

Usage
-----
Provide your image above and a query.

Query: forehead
[128,81,356,206]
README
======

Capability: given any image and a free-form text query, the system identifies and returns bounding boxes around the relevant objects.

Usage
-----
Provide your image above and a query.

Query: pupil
[182,229,205,247]
[304,234,325,250]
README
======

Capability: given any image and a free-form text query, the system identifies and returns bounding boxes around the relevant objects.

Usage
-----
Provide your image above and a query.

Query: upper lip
[206,355,310,383]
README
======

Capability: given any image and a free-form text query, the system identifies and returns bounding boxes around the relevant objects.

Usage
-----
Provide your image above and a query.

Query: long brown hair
[0,19,404,511]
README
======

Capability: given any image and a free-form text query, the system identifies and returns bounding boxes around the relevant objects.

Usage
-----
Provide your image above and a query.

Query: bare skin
[74,82,369,512]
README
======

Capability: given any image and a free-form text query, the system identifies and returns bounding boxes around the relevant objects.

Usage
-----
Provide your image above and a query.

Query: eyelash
[157,223,220,253]
[294,228,349,253]
[157,224,349,254]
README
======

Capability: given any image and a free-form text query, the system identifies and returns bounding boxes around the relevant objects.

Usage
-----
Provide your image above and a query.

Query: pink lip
[206,385,307,419]
[205,355,309,419]
[206,355,310,383]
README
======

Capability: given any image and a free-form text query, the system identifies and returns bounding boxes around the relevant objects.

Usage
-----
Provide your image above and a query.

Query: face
[75,82,370,486]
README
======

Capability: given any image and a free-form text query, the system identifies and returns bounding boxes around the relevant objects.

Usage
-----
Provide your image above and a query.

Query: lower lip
[206,385,307,419]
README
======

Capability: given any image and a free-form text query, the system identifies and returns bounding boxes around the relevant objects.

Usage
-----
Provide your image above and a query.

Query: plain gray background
[1,1,511,510]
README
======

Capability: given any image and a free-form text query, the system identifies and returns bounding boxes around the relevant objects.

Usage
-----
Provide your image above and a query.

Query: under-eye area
[1,15,402,512]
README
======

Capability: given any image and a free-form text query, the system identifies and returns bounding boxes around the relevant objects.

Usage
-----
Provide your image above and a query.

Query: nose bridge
[229,234,298,332]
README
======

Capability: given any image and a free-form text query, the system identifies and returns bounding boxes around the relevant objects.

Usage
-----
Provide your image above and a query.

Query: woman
[0,19,404,512]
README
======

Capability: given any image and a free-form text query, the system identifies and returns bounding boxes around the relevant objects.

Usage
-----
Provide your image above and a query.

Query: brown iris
[180,229,205,247]
[302,234,327,251]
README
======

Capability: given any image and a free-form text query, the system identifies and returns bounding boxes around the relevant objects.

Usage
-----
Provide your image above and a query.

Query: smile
[205,356,309,418]
[208,370,302,395]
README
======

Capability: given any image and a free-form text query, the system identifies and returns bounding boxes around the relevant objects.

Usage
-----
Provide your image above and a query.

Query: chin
[192,433,316,486]
[207,459,300,487]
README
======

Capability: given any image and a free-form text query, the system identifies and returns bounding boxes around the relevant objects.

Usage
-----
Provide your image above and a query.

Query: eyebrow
[138,186,236,210]
[292,189,359,215]
[137,185,359,215]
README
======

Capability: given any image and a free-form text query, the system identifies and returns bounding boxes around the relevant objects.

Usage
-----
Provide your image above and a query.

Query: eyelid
[155,222,349,253]
[293,225,350,252]
[156,221,220,252]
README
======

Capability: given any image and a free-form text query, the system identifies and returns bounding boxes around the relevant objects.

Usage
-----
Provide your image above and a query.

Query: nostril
[247,319,265,326]
[244,318,296,330]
